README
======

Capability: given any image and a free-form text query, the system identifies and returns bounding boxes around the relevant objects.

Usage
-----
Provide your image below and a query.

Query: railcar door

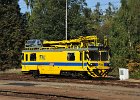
[80,51,88,70]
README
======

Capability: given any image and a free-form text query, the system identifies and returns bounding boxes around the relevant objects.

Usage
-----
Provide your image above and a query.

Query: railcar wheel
[32,71,39,79]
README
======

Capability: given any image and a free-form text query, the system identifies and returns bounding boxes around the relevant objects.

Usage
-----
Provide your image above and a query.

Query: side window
[30,53,36,61]
[67,53,75,61]
[22,53,24,60]
[26,54,28,61]
[120,70,124,75]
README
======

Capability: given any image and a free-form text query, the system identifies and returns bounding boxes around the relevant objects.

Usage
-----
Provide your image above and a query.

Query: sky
[18,0,120,13]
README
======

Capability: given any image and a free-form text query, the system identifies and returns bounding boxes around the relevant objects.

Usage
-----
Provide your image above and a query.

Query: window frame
[30,53,36,61]
[67,52,75,61]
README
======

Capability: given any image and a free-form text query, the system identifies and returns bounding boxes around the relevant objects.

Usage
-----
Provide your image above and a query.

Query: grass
[0,68,22,74]
[130,72,140,79]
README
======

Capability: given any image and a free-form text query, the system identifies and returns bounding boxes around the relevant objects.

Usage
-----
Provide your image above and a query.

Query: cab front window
[89,51,100,61]
[101,52,108,61]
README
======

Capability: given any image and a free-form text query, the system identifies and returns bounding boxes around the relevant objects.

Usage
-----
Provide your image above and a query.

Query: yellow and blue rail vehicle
[21,36,111,78]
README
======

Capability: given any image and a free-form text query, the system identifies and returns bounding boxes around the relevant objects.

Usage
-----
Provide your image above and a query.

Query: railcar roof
[22,48,100,52]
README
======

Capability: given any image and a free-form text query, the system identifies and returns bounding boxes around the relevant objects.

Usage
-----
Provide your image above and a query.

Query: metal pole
[66,0,67,40]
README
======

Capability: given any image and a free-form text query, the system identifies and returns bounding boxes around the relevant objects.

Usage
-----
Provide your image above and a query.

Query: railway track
[0,90,96,100]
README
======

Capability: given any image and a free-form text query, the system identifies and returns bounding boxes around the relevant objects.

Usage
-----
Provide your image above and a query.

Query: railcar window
[26,54,28,61]
[22,53,24,60]
[101,52,108,61]
[67,53,75,61]
[30,53,36,61]
[120,70,124,75]
[89,51,100,61]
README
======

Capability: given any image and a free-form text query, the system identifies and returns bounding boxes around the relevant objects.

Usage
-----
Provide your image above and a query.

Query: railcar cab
[84,49,110,77]
[21,35,111,78]
[84,50,110,67]
[88,50,109,61]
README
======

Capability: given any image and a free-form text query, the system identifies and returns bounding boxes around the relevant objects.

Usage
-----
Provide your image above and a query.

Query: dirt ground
[0,95,39,100]
[0,80,140,100]
[0,69,140,100]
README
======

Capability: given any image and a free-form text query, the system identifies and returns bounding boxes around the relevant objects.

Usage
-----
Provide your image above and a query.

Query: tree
[99,2,117,44]
[24,0,90,40]
[27,0,65,40]
[68,0,90,38]
[85,2,104,42]
[109,0,140,74]
[101,2,116,35]
[0,0,28,70]
[24,0,34,10]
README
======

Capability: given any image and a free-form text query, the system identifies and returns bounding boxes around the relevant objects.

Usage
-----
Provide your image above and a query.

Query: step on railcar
[21,36,111,78]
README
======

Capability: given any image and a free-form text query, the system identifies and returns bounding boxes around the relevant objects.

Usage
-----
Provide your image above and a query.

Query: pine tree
[0,0,28,70]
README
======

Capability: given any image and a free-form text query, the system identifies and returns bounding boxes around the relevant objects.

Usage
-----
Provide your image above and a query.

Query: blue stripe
[104,63,109,66]
[89,63,98,66]
[93,63,98,66]
[22,62,87,66]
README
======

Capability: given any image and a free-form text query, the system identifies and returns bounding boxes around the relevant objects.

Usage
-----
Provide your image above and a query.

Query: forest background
[0,0,140,78]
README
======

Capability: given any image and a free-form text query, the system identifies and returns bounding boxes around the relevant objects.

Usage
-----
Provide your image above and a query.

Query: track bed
[0,73,140,88]
[0,73,140,100]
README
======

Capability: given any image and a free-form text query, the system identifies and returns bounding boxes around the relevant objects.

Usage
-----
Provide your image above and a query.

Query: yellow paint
[21,36,111,77]
[22,50,110,77]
